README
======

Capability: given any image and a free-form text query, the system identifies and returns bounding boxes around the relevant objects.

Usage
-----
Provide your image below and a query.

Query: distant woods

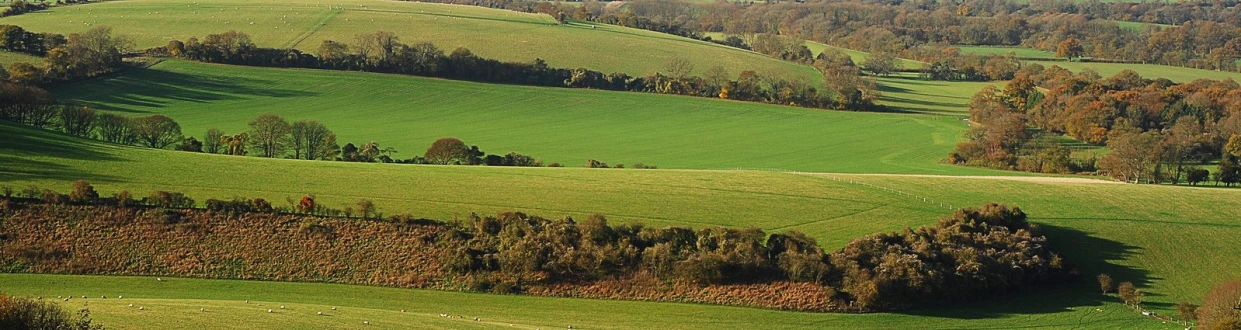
[950,66,1241,185]
[0,186,1070,312]
[155,30,881,110]
[427,0,1241,73]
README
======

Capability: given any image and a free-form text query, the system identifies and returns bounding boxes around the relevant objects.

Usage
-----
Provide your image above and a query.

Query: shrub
[114,190,134,207]
[0,293,103,330]
[68,180,99,204]
[585,159,609,168]
[146,191,195,208]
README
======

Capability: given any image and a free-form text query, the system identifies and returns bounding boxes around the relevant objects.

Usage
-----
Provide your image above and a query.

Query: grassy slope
[49,60,989,175]
[7,126,1236,329]
[803,40,924,70]
[0,274,1163,330]
[0,50,40,65]
[1029,60,1241,83]
[0,0,821,83]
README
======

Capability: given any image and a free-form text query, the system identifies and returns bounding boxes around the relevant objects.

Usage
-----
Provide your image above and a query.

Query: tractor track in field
[285,8,343,49]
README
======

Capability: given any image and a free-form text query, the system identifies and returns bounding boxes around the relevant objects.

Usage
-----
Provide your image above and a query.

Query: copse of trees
[950,67,1241,184]
[156,30,880,110]
[1,25,131,86]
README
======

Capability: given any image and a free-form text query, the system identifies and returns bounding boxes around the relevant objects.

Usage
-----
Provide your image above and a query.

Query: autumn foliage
[0,187,1070,312]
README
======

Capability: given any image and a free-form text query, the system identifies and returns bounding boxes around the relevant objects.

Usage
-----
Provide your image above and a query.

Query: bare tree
[132,114,183,149]
[664,57,694,79]
[247,113,291,158]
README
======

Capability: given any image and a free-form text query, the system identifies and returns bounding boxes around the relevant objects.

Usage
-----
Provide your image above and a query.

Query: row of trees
[440,203,1068,311]
[950,65,1241,184]
[154,30,879,110]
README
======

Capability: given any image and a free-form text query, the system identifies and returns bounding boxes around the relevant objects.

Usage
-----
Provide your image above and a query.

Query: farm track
[284,8,343,49]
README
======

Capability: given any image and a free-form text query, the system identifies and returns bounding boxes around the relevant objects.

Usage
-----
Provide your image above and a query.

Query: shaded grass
[48,60,992,175]
[0,0,821,84]
[0,50,40,65]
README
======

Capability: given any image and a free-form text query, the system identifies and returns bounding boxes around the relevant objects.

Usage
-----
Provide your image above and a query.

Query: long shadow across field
[894,224,1148,320]
[53,66,318,112]
[0,122,123,183]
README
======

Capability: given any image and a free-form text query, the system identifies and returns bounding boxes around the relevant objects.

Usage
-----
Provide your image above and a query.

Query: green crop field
[876,74,999,115]
[5,123,1238,329]
[0,0,821,83]
[49,60,987,175]
[956,45,1057,58]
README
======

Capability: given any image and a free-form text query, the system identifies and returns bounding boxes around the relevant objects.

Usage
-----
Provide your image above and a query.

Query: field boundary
[726,168,960,210]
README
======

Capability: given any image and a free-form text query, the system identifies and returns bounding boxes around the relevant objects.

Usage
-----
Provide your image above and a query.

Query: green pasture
[0,0,821,83]
[803,40,924,70]
[955,45,1056,58]
[5,126,1235,328]
[49,60,985,174]
[0,50,40,65]
[0,274,1166,330]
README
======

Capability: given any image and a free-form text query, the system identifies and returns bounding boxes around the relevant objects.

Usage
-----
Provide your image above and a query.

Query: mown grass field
[49,60,986,174]
[0,0,821,83]
[803,40,925,70]
[0,274,1168,330]
[4,126,1234,329]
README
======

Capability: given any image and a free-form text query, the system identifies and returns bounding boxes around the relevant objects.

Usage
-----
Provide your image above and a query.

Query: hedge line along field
[4,121,1241,320]
[48,60,991,175]
[0,274,1165,330]
[0,0,822,84]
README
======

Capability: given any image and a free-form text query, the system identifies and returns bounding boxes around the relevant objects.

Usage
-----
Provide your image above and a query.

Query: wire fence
[725,167,958,210]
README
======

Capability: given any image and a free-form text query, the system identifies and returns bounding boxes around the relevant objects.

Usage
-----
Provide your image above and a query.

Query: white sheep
[364,321,370,325]
[200,308,205,312]
[317,311,323,315]
[128,304,134,307]
[267,309,273,313]
[331,307,337,310]
[280,305,286,309]
[139,306,145,310]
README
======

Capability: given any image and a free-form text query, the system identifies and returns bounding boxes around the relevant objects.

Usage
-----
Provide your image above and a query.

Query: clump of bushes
[0,293,103,330]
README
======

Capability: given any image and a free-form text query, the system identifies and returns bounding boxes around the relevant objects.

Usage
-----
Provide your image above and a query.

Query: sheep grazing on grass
[267,309,273,313]
[331,307,337,310]
[118,296,123,299]
[138,307,145,310]
[101,295,106,299]
[364,321,370,325]
[280,305,286,309]
[474,318,480,322]
[317,311,323,315]
[128,304,134,307]
[200,308,205,312]
[156,278,163,282]
[400,309,405,313]
[81,295,87,299]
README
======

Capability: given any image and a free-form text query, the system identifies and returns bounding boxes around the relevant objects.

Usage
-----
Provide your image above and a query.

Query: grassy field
[0,50,40,65]
[1029,60,1241,83]
[875,74,998,115]
[803,40,924,70]
[0,274,1168,330]
[0,0,821,83]
[49,60,986,174]
[4,126,1237,328]
[956,45,1056,58]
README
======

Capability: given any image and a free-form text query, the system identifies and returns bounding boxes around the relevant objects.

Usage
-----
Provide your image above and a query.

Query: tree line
[0,25,133,86]
[950,64,1241,185]
[152,30,880,110]
[425,0,1241,74]
[0,184,1070,312]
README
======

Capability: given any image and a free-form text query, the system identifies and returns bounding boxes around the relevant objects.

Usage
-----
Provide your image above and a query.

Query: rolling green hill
[50,60,985,174]
[0,0,821,83]
[4,123,1239,329]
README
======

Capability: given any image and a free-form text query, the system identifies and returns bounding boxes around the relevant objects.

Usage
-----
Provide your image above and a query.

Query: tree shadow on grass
[0,122,124,184]
[893,224,1149,320]
[51,64,319,113]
